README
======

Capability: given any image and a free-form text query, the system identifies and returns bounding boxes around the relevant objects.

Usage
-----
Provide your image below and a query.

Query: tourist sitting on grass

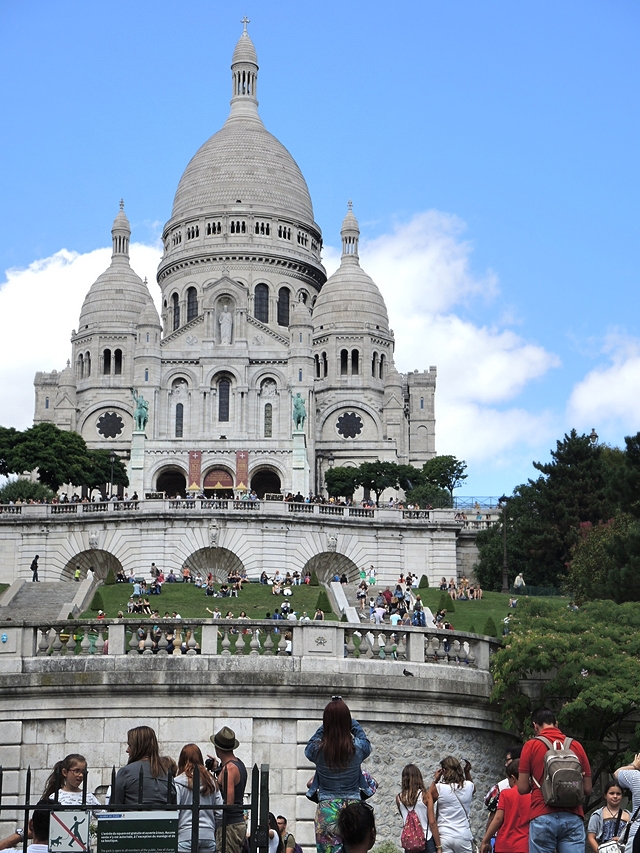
[260,571,269,584]
[272,581,282,595]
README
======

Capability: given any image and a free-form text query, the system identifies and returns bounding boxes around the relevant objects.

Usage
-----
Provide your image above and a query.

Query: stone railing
[0,619,498,671]
[0,500,454,524]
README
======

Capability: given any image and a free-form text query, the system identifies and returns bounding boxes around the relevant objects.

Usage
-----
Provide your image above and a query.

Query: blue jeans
[529,812,585,853]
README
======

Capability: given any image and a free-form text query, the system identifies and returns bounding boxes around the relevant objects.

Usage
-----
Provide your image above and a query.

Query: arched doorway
[302,552,359,585]
[157,468,187,497]
[203,467,234,499]
[61,550,123,582]
[183,547,245,581]
[250,468,281,498]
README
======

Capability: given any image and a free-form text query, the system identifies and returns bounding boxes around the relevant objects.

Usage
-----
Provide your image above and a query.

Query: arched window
[175,403,184,437]
[298,369,303,382]
[277,287,290,326]
[372,352,378,377]
[103,349,111,375]
[420,397,424,410]
[264,403,273,438]
[45,397,49,409]
[254,284,269,323]
[172,293,180,330]
[187,287,198,322]
[340,349,349,376]
[145,369,149,382]
[218,378,230,422]
[85,352,91,377]
[379,354,385,379]
[351,349,359,375]
[322,352,328,378]
[78,354,84,379]
[314,354,320,378]
[114,349,122,375]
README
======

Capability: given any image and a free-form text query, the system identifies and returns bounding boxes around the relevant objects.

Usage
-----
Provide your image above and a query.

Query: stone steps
[0,581,79,621]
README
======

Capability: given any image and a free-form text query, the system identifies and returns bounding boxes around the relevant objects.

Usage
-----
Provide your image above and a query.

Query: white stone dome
[78,205,154,330]
[313,204,389,332]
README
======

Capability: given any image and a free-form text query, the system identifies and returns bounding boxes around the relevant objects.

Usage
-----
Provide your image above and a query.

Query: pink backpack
[401,806,425,852]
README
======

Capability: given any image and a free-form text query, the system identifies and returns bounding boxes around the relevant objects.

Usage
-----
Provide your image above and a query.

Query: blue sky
[1,0,639,497]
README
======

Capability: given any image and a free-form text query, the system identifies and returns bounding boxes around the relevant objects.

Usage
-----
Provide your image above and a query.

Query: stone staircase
[0,581,83,622]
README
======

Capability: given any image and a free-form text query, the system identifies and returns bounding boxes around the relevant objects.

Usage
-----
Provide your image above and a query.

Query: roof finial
[348,199,353,211]
[241,15,250,32]
[119,198,125,211]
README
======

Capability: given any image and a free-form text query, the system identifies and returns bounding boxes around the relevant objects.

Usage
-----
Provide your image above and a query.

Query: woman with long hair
[268,813,284,853]
[429,757,475,853]
[336,802,376,853]
[41,753,100,808]
[396,764,440,853]
[113,726,176,806]
[305,697,372,853]
[175,744,222,852]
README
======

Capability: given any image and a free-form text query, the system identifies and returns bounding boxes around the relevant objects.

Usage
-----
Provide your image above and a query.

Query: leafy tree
[354,461,404,505]
[324,466,358,499]
[404,482,453,508]
[566,515,635,604]
[8,423,94,491]
[0,479,55,503]
[86,449,129,490]
[422,455,467,494]
[0,426,18,477]
[491,597,640,805]
[476,431,612,590]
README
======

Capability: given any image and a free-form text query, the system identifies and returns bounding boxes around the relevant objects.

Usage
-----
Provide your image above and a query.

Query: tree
[354,461,403,505]
[0,479,55,504]
[422,455,467,494]
[324,466,358,499]
[8,423,94,491]
[491,598,640,807]
[566,515,635,604]
[404,482,453,508]
[0,426,18,477]
[86,449,129,490]
[475,431,613,590]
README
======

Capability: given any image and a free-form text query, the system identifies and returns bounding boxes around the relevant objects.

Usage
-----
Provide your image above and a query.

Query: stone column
[291,430,310,496]
[129,430,146,497]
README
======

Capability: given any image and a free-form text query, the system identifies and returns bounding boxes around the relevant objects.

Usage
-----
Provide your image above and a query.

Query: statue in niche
[219,304,233,344]
[261,380,276,397]
[131,388,149,431]
[326,533,338,553]
[292,392,306,430]
[88,531,99,549]
[209,523,219,547]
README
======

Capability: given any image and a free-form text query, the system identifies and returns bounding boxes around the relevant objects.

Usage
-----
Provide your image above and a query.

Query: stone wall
[0,652,514,848]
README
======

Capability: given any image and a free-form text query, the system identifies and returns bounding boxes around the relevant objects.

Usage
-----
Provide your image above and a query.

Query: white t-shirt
[435,780,474,839]
[50,789,100,808]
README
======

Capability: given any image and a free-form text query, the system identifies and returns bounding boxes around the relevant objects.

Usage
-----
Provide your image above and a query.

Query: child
[41,753,100,808]
[479,760,529,853]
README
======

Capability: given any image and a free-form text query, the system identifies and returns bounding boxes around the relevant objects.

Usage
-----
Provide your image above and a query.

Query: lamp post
[589,428,598,447]
[109,449,116,498]
[498,494,510,594]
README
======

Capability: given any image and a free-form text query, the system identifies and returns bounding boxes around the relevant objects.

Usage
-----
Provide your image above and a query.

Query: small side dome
[313,204,389,332]
[138,296,162,328]
[78,204,154,330]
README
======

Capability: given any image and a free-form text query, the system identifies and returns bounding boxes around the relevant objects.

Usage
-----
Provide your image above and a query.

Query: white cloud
[0,244,161,429]
[567,333,640,431]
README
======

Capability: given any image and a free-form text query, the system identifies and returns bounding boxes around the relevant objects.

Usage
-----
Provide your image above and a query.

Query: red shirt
[520,727,591,820]
[495,785,530,853]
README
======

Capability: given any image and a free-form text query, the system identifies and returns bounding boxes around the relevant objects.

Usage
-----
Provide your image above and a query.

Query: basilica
[33,26,437,499]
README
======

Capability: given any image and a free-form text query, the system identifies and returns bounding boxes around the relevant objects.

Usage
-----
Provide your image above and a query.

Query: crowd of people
[6,704,639,853]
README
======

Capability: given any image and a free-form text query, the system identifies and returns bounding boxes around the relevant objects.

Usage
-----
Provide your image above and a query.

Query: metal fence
[0,763,270,853]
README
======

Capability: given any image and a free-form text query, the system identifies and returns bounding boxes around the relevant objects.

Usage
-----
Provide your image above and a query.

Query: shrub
[373,842,402,853]
[90,590,104,612]
[104,568,116,586]
[468,624,476,634]
[438,593,454,613]
[340,613,348,622]
[310,570,319,586]
[418,574,429,588]
[482,616,498,638]
[315,590,331,612]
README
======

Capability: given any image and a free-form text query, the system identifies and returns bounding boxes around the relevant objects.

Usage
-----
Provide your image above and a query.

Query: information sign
[97,811,178,853]
[50,811,91,853]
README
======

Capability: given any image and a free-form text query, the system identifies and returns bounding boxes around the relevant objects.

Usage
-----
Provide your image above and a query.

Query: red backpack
[401,806,426,852]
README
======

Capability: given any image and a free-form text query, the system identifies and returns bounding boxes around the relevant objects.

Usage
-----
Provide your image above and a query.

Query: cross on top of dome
[241,16,250,31]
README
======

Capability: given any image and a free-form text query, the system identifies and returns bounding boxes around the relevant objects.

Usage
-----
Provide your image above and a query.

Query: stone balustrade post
[108,622,126,655]
[473,637,490,671]
[405,629,426,663]
[201,623,219,655]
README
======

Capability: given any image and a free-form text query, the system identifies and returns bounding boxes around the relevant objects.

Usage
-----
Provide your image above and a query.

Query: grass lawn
[80,581,337,621]
[415,588,568,635]
[0,583,8,597]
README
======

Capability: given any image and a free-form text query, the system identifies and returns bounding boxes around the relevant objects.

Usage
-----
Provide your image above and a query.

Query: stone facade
[33,27,436,500]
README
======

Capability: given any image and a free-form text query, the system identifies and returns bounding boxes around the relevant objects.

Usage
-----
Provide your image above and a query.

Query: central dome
[171,117,315,224]
[170,28,315,227]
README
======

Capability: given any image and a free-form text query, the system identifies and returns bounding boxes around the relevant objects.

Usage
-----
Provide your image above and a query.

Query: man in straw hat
[209,726,247,853]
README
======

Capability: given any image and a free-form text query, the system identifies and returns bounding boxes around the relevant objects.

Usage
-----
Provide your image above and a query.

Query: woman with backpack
[396,764,440,853]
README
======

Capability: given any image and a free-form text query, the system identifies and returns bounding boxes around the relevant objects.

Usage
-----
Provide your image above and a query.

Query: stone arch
[250,467,281,498]
[302,552,359,585]
[156,466,187,497]
[202,466,234,498]
[183,547,245,581]
[162,367,198,390]
[61,549,123,582]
